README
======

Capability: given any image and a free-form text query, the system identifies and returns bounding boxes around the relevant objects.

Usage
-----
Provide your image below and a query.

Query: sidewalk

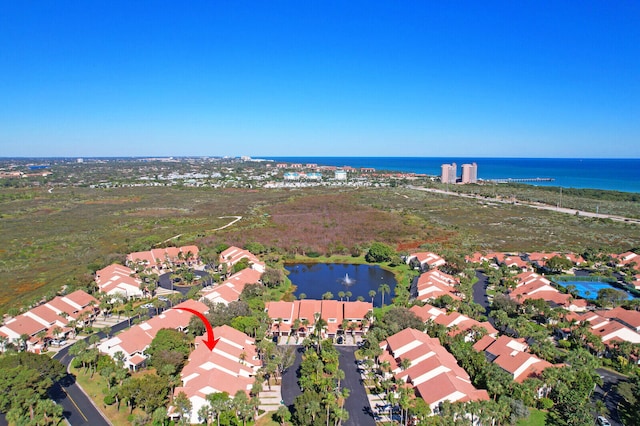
[258,384,283,414]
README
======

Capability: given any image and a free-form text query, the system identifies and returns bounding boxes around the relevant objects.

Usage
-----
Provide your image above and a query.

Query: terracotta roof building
[218,246,265,273]
[412,270,462,302]
[406,252,447,270]
[0,290,99,352]
[95,263,144,299]
[200,268,263,306]
[473,335,556,383]
[379,328,489,412]
[126,245,200,271]
[264,300,373,338]
[98,300,209,370]
[171,325,260,423]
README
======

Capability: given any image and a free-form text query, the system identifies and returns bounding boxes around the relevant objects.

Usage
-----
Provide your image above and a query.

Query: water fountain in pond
[339,273,356,287]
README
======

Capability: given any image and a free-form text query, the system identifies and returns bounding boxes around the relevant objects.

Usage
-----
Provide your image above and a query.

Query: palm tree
[305,399,322,423]
[322,291,334,300]
[340,319,349,340]
[36,330,47,348]
[299,293,307,300]
[152,298,164,316]
[292,318,301,340]
[378,283,390,307]
[345,291,352,301]
[19,333,30,352]
[103,325,112,338]
[338,291,345,301]
[314,316,328,352]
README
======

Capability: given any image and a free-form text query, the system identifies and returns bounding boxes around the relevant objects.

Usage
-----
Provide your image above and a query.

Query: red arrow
[176,307,219,351]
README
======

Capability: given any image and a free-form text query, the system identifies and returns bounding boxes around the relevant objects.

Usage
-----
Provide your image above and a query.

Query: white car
[141,303,154,309]
[596,416,611,426]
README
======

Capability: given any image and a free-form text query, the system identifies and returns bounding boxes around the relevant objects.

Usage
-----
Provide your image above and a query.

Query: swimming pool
[555,280,633,300]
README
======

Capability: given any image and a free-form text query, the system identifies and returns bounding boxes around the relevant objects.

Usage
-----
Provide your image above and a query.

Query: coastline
[263,157,640,193]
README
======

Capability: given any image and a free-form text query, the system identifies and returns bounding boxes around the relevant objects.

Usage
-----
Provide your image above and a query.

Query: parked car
[596,416,611,426]
[141,303,154,309]
[158,296,168,302]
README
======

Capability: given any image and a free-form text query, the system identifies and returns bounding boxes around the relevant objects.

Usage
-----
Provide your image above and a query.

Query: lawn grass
[517,408,547,426]
[70,364,141,426]
[255,412,280,426]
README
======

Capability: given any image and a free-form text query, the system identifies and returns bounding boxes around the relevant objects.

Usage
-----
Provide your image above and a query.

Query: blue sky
[1,1,638,158]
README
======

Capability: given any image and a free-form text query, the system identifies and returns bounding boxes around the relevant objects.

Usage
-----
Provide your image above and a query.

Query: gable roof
[381,328,489,409]
[407,252,446,268]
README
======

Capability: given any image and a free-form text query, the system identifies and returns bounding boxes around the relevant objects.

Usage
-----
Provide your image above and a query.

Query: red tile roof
[409,304,445,322]
[597,307,640,331]
[408,252,446,268]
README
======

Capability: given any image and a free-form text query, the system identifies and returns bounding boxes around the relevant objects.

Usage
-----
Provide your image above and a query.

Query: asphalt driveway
[280,345,374,426]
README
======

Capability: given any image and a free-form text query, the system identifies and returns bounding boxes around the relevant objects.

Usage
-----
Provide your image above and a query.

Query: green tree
[233,258,251,274]
[597,287,628,307]
[0,352,66,422]
[147,328,192,375]
[365,242,395,263]
[173,391,193,425]
[275,405,291,426]
[262,267,285,288]
[378,283,390,307]
[207,392,232,426]
[546,256,573,274]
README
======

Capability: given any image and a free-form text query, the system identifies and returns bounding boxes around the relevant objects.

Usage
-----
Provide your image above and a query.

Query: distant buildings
[461,163,478,183]
[440,163,457,184]
[441,162,478,184]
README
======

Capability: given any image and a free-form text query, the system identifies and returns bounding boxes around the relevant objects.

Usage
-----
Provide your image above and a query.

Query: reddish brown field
[205,192,451,254]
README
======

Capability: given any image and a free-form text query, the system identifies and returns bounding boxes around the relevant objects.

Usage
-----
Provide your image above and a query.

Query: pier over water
[484,177,555,183]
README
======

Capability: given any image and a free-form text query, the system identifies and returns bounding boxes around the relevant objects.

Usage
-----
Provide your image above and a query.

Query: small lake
[556,280,634,300]
[285,263,397,307]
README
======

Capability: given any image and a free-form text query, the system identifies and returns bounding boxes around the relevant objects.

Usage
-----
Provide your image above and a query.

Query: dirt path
[212,215,242,231]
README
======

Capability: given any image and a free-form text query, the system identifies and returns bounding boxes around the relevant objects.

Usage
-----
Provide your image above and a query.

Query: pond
[285,263,397,307]
[556,280,633,300]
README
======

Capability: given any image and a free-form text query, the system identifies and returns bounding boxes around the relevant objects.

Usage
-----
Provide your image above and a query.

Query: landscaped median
[70,364,155,426]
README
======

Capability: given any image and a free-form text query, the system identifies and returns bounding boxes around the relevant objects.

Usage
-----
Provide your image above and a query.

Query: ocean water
[262,157,640,193]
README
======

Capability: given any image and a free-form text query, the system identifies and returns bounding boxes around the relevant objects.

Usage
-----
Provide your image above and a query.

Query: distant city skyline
[1,2,638,158]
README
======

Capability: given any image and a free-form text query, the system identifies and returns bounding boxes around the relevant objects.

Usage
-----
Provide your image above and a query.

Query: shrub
[103,394,115,405]
[538,397,554,410]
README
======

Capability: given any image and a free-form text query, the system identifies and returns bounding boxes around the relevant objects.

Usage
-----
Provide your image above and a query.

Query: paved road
[594,368,627,426]
[473,270,491,316]
[281,346,374,426]
[337,347,375,426]
[158,270,211,295]
[280,346,304,408]
[49,318,130,426]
